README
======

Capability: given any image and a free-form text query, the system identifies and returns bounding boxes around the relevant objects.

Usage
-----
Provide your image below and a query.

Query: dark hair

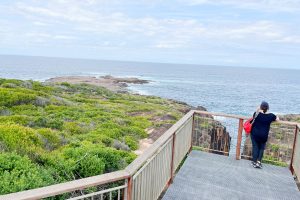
[260,101,269,113]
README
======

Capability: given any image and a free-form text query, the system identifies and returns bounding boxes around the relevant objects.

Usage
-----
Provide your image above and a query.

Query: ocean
[1,55,299,116]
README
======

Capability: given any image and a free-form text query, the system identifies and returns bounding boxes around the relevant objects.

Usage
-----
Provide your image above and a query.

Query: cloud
[1,0,300,68]
[183,0,300,12]
[6,1,300,48]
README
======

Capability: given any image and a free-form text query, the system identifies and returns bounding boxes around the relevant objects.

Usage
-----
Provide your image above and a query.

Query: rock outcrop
[47,75,149,92]
[193,112,231,156]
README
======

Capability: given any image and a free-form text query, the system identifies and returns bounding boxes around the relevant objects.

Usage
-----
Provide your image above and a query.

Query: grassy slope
[0,78,189,194]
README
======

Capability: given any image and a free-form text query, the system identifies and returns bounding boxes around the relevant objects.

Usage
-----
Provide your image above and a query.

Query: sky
[0,0,300,69]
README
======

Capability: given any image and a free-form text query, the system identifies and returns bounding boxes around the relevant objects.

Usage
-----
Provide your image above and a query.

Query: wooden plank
[0,171,129,200]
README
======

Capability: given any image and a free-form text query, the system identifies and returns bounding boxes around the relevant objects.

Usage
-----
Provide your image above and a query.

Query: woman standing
[251,101,279,169]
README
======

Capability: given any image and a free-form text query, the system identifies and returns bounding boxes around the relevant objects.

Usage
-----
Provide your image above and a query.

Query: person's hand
[256,106,260,112]
[256,106,264,113]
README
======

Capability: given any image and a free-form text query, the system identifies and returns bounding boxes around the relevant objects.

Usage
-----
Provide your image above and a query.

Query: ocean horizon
[1,54,299,116]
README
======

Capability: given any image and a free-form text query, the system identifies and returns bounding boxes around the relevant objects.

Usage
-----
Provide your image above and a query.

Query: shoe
[253,162,262,169]
[257,161,263,169]
[251,161,256,167]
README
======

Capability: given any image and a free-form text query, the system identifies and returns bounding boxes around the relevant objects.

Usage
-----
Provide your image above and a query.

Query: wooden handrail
[0,170,129,200]
[194,110,300,126]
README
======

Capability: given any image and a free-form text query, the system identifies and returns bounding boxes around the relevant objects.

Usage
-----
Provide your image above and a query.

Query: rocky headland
[47,75,149,93]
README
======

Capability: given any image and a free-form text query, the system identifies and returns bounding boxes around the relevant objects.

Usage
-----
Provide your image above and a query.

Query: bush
[62,143,135,173]
[34,96,50,107]
[0,106,11,116]
[33,117,64,130]
[0,88,37,107]
[0,79,23,87]
[0,115,32,126]
[0,153,55,194]
[42,143,133,180]
[63,122,86,135]
[0,124,43,156]
[112,140,130,151]
[1,83,17,88]
[37,128,62,151]
[125,136,138,150]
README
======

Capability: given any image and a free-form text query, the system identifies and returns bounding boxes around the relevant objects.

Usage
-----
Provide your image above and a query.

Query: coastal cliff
[193,108,231,155]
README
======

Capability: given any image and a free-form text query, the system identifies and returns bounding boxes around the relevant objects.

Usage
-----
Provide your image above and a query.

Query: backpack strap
[251,111,259,125]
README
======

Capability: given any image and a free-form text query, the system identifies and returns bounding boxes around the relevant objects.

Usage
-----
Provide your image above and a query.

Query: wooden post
[236,119,244,160]
[190,113,195,153]
[126,177,133,200]
[290,125,299,173]
[169,133,176,185]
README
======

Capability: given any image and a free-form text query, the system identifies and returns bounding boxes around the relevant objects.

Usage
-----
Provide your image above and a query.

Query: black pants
[251,134,266,162]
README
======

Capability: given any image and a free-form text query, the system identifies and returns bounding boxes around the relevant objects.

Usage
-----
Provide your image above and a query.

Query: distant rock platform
[46,75,149,92]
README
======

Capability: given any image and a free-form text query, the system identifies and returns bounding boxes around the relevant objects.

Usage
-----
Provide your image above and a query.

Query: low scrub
[0,78,188,194]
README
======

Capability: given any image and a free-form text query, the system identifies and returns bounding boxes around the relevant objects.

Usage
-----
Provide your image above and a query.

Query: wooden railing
[291,124,300,181]
[0,110,299,200]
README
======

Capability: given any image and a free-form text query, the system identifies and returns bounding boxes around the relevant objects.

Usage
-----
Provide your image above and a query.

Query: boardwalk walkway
[163,151,300,200]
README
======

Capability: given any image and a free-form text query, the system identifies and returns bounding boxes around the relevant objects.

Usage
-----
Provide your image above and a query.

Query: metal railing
[1,110,299,200]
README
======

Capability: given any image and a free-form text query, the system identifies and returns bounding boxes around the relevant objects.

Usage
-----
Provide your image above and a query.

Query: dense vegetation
[0,78,188,195]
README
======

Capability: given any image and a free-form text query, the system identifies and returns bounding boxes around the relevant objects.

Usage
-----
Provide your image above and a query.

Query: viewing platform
[1,110,299,200]
[163,151,300,200]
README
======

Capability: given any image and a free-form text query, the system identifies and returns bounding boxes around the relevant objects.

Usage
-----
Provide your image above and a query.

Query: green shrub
[0,153,55,194]
[0,88,37,107]
[0,79,23,87]
[125,136,138,150]
[0,124,42,153]
[37,128,62,151]
[63,122,86,135]
[33,116,64,130]
[0,115,32,126]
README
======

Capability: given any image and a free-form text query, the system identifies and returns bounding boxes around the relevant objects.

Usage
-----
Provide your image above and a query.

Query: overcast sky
[1,0,300,69]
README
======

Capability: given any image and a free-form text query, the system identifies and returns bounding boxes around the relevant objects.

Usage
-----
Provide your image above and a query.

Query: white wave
[213,116,227,121]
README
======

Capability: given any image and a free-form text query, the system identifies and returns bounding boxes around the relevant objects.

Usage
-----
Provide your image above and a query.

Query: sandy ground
[134,138,154,155]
